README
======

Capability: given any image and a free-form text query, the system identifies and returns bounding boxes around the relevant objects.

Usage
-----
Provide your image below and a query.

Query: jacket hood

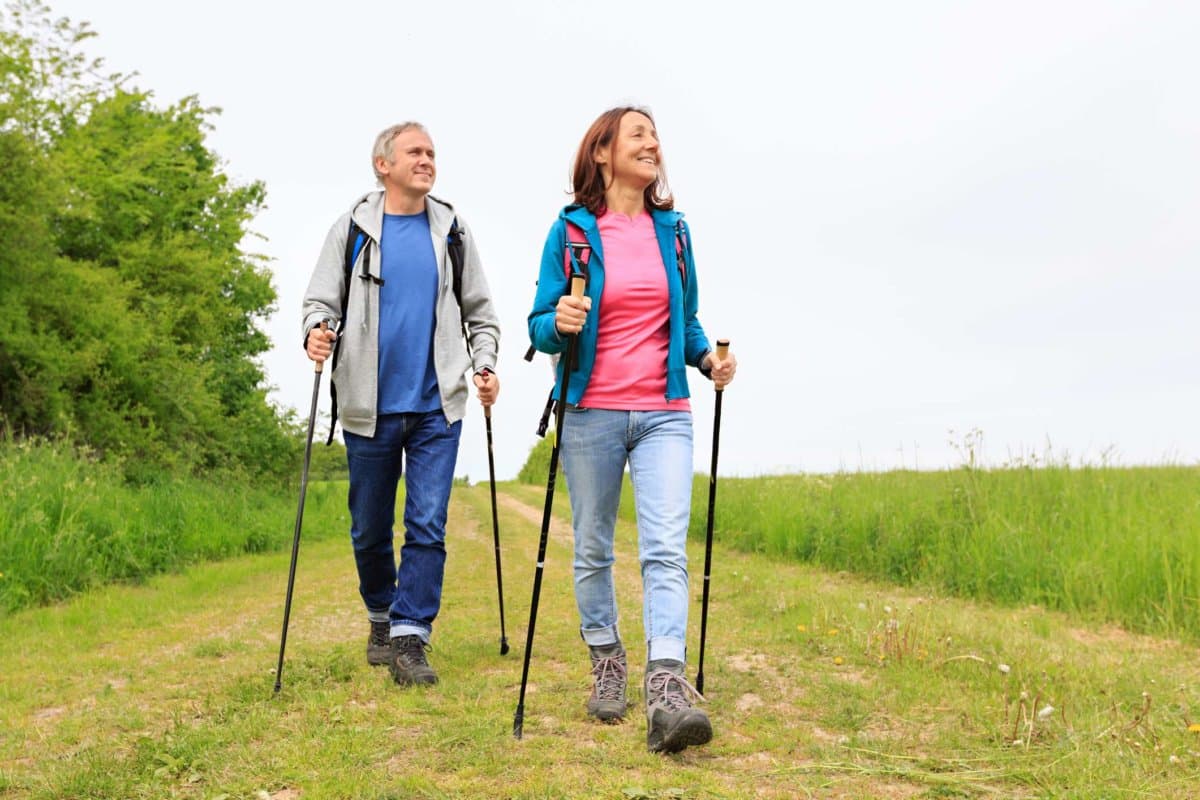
[350,190,456,241]
[560,203,683,229]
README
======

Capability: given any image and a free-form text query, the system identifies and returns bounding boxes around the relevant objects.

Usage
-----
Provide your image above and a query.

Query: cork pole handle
[714,339,730,392]
[315,320,330,374]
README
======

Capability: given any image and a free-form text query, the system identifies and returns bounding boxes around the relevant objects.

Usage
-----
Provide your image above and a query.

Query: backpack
[524,213,693,437]
[324,213,469,444]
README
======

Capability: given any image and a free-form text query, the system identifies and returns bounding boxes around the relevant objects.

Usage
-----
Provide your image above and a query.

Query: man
[301,122,500,686]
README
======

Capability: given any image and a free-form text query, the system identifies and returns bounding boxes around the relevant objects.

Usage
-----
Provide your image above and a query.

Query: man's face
[376,129,436,197]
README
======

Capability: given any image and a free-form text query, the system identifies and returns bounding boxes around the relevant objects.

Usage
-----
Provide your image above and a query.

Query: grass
[3,480,1200,798]
[690,464,1200,643]
[0,439,348,614]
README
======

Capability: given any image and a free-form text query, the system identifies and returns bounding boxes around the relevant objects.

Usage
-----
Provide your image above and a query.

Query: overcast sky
[42,0,1200,481]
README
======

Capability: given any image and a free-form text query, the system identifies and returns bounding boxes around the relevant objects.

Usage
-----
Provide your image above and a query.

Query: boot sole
[648,712,713,754]
[390,669,438,686]
[587,702,628,723]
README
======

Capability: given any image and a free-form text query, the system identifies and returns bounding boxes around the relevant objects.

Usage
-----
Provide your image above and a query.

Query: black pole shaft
[485,407,510,655]
[273,362,323,693]
[514,279,584,739]
[695,340,729,695]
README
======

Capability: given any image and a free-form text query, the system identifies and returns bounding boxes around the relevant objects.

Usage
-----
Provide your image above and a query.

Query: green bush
[517,434,555,485]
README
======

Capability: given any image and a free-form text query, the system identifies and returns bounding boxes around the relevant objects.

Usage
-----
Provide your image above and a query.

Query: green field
[4,442,1200,797]
[691,464,1200,643]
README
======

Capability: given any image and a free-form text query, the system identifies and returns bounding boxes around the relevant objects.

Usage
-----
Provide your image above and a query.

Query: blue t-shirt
[377,212,441,414]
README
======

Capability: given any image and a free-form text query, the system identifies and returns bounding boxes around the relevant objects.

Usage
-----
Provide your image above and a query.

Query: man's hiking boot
[389,634,437,686]
[587,642,628,722]
[367,620,390,666]
[644,659,711,754]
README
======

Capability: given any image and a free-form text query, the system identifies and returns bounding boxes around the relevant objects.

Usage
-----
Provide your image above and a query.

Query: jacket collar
[561,204,683,231]
[350,190,454,240]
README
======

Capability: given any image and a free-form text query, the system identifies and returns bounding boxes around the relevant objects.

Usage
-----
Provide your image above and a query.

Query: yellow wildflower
[827,629,839,637]
[1188,723,1200,733]
[796,624,807,632]
[833,656,844,665]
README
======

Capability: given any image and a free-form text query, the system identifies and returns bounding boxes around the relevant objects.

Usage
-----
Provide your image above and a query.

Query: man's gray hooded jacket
[301,191,500,437]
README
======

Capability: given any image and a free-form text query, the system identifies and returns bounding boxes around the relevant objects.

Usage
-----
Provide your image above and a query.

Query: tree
[0,0,297,480]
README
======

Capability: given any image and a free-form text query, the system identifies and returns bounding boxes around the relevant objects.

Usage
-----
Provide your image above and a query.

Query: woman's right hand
[554,294,592,335]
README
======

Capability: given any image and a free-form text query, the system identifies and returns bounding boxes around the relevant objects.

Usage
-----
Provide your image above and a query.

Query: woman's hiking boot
[389,634,437,686]
[587,642,628,722]
[644,659,711,753]
[367,619,390,666]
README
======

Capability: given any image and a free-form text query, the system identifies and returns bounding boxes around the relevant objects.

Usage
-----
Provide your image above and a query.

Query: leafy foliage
[0,0,297,479]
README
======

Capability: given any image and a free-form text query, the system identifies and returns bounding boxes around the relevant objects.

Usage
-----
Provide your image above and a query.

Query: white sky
[42,0,1200,480]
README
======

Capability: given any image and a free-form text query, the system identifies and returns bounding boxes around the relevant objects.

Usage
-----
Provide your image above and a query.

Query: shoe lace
[397,635,431,665]
[592,655,627,701]
[645,668,705,713]
[369,621,389,647]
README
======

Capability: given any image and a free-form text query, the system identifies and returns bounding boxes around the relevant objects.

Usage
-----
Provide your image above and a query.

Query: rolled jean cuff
[580,624,620,648]
[391,623,431,643]
[647,636,686,664]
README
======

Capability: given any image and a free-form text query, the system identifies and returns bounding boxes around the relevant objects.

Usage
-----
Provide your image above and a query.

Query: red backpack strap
[674,220,689,290]
[563,221,592,281]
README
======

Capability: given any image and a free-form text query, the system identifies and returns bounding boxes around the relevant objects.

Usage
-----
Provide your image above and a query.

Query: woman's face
[597,111,660,192]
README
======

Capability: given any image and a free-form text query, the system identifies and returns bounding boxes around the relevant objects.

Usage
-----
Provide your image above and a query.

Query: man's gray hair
[371,122,429,184]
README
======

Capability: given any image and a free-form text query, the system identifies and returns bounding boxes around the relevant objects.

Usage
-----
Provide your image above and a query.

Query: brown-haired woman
[527,106,737,753]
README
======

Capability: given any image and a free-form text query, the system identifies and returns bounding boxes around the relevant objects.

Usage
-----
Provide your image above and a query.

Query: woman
[527,106,737,754]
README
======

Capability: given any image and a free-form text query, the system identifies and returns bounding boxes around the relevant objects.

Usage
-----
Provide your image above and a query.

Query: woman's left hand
[706,350,737,389]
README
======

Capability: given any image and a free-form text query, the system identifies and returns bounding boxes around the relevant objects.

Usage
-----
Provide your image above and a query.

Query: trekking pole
[513,274,586,739]
[274,320,329,694]
[695,339,730,695]
[483,389,510,656]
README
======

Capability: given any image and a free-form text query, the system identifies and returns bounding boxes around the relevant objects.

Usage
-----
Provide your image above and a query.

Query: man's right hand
[306,325,336,364]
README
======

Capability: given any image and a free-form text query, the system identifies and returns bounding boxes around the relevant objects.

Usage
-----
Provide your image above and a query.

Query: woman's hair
[371,121,429,184]
[571,106,674,215]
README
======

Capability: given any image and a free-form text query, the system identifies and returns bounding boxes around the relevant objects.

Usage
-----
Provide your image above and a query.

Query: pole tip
[500,639,510,656]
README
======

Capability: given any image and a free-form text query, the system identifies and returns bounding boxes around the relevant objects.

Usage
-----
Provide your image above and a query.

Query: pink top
[580,211,690,411]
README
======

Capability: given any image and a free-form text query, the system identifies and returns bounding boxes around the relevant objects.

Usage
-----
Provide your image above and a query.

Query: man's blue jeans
[560,407,694,664]
[344,411,461,642]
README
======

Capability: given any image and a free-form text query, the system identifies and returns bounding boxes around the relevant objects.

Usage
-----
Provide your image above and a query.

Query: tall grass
[691,463,1200,640]
[0,439,347,614]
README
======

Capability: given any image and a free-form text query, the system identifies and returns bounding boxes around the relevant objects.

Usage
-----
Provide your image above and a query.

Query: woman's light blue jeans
[560,407,694,664]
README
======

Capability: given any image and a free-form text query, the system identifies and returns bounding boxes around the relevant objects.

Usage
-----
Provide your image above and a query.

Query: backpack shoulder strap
[340,219,368,327]
[327,218,368,445]
[563,220,591,280]
[447,217,465,312]
[524,219,591,364]
[674,219,690,291]
[446,217,472,352]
